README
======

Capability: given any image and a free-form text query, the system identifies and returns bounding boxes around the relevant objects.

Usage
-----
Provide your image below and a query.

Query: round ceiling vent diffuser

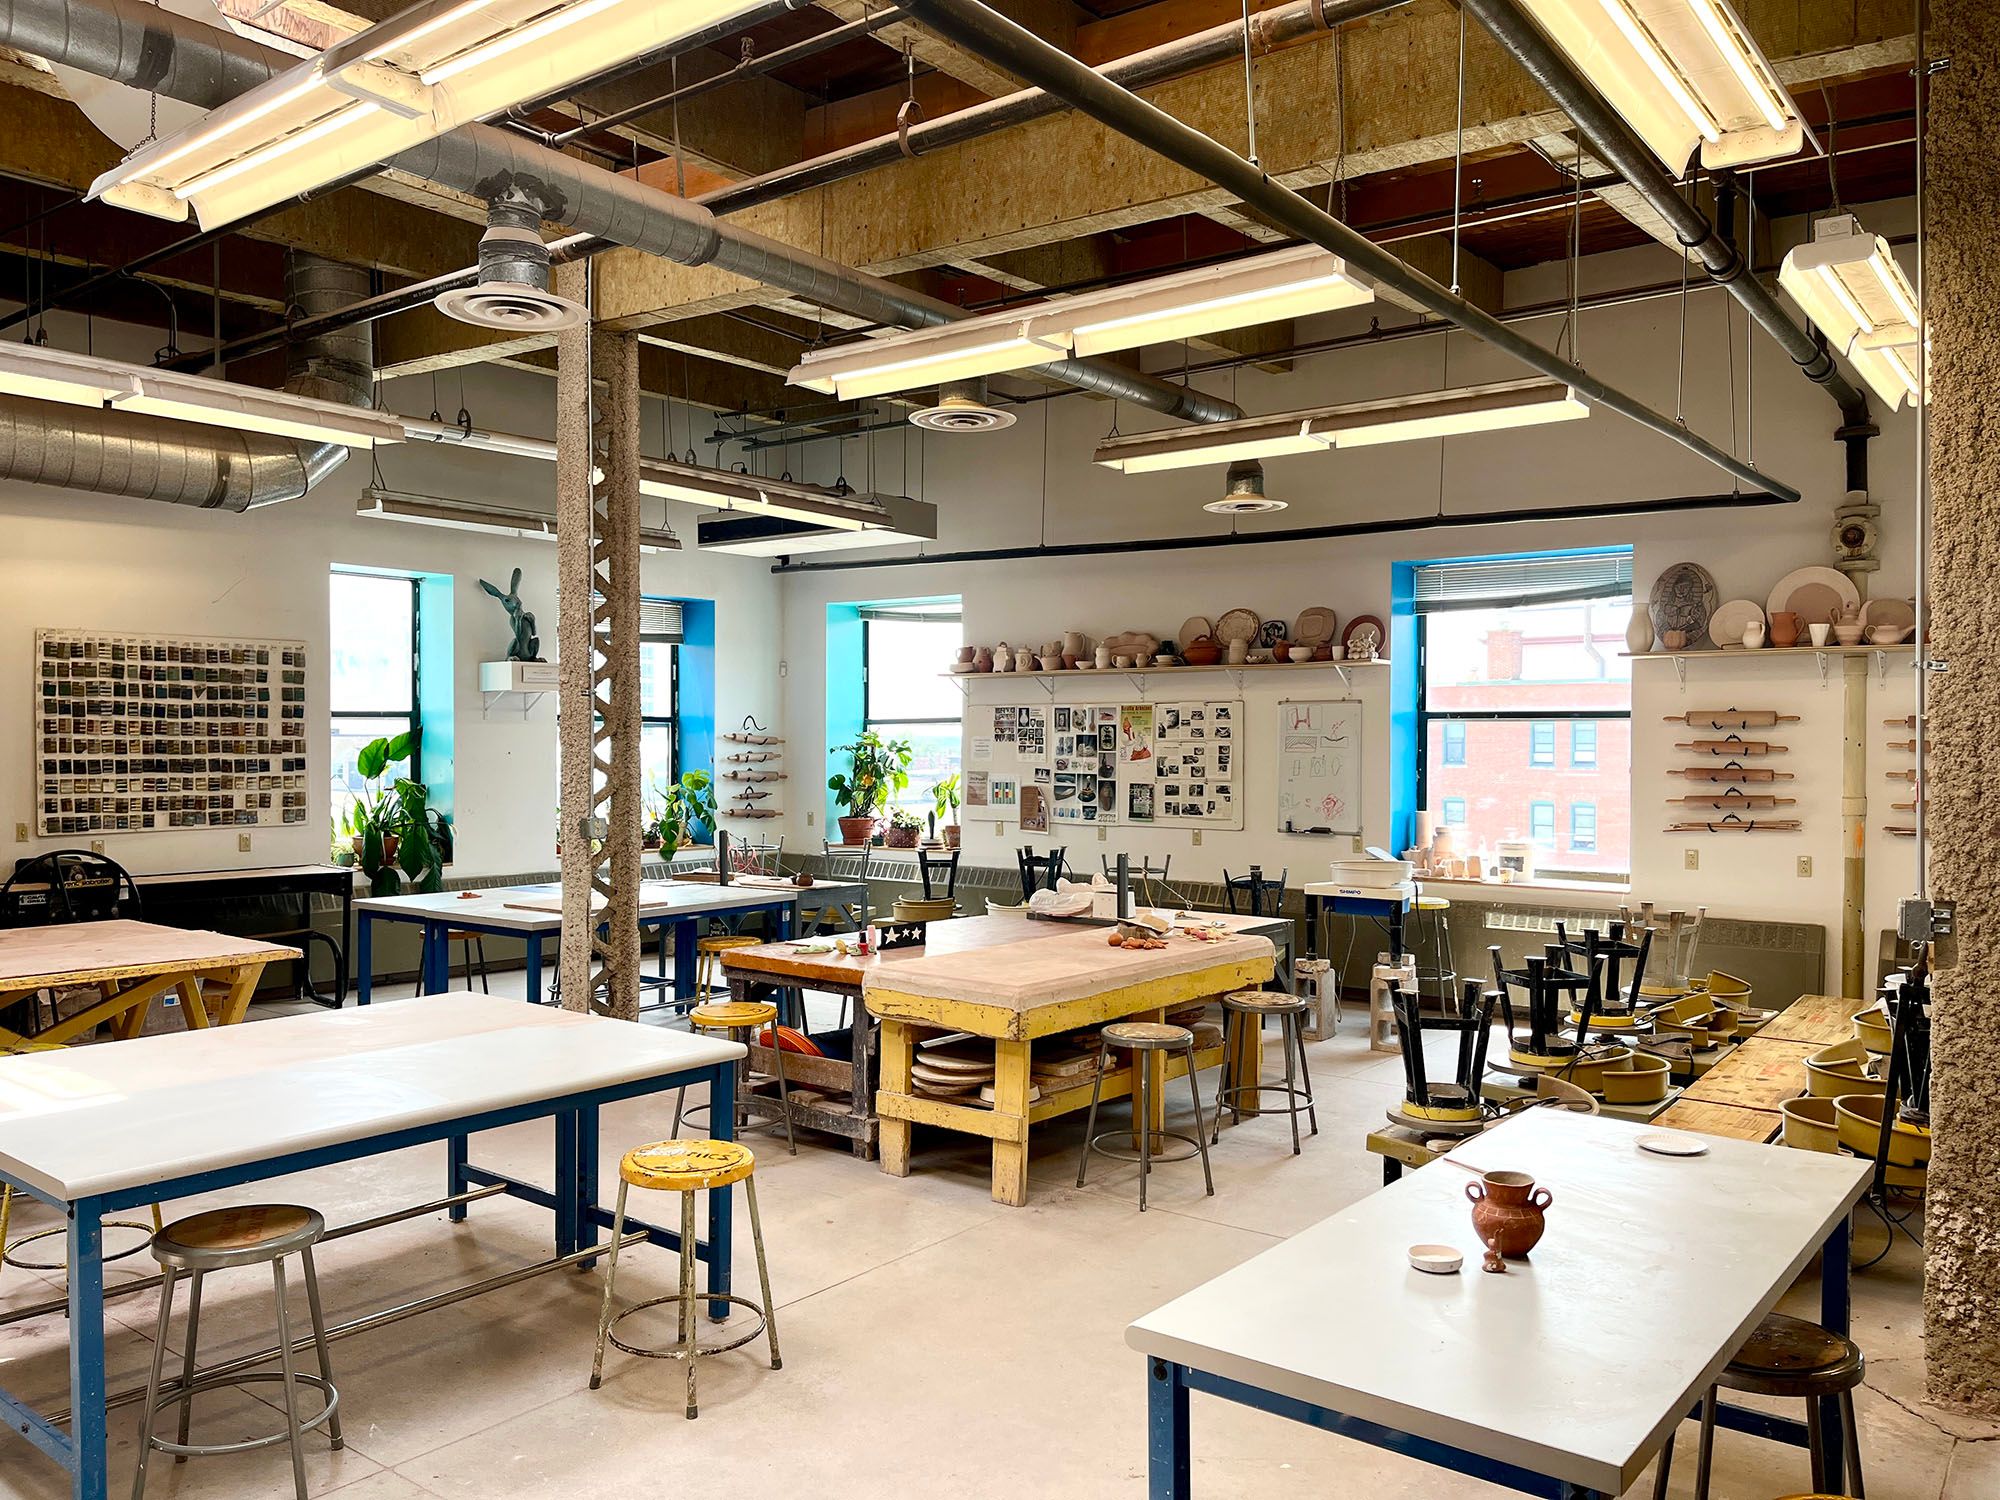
[435,282,588,333]
[1203,460,1288,514]
[909,379,1017,433]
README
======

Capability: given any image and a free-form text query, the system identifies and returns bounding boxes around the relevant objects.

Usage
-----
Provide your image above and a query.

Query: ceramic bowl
[1408,1244,1463,1275]
[1867,625,1907,645]
[1833,622,1866,646]
[1288,646,1314,663]
[1153,653,1177,667]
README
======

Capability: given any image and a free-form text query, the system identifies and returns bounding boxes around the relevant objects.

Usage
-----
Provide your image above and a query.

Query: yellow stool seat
[620,1139,756,1193]
[696,936,763,954]
[689,1000,777,1031]
[1415,895,1452,912]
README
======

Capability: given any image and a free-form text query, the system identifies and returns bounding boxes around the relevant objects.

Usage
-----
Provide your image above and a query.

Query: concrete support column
[1922,0,2000,1415]
[593,325,644,1022]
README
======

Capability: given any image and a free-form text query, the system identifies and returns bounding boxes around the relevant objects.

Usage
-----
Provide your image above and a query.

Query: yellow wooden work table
[858,916,1275,1205]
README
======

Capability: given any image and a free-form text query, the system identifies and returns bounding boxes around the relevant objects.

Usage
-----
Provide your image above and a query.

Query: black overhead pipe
[769,490,1793,574]
[1456,0,1874,454]
[900,0,1798,504]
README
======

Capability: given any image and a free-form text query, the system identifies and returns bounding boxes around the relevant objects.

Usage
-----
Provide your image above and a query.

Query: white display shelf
[1624,642,1913,688]
[942,657,1390,698]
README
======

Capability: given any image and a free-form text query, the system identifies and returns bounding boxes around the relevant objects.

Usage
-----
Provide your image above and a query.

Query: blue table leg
[68,1198,108,1500]
[1148,1358,1191,1499]
[424,923,450,995]
[575,1104,601,1263]
[707,1061,735,1323]
[526,933,545,1006]
[776,904,794,942]
[672,918,697,1005]
[1818,1212,1853,1490]
[357,912,374,1005]
[554,1112,579,1257]
[447,1135,469,1221]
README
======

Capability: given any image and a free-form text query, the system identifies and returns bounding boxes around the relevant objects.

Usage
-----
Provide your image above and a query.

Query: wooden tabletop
[1679,1037,1819,1113]
[1757,993,1861,1046]
[721,914,1070,989]
[0,919,300,990]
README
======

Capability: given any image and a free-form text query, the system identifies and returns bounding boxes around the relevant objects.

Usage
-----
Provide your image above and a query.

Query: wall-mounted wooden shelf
[1624,643,1912,690]
[942,657,1390,698]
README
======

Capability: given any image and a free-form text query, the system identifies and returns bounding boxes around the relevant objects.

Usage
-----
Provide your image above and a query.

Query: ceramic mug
[1808,622,1832,647]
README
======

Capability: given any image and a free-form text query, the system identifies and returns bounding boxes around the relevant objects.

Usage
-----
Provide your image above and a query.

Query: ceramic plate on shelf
[1708,599,1764,650]
[1215,608,1261,645]
[1860,597,1916,637]
[1258,618,1289,649]
[1179,616,1213,648]
[1294,606,1338,646]
[1343,615,1386,657]
[1649,562,1719,650]
[1766,566,1860,624]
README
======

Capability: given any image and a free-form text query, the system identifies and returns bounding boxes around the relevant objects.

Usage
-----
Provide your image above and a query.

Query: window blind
[1412,550,1632,613]
[857,604,961,624]
[639,600,684,643]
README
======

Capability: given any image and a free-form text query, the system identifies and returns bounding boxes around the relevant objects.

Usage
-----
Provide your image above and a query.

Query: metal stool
[1075,1021,1213,1211]
[133,1205,341,1500]
[695,935,762,998]
[1652,1312,1866,1500]
[444,929,490,993]
[1212,990,1319,1154]
[674,1001,796,1155]
[589,1139,781,1418]
[1413,894,1457,1010]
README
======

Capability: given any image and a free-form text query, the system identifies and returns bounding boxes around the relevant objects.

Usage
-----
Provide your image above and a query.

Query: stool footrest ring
[1215,1082,1317,1117]
[608,1293,771,1360]
[1085,1129,1206,1166]
[4,1219,155,1272]
[143,1371,340,1457]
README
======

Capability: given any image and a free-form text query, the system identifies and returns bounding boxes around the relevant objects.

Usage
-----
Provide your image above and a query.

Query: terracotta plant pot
[1466,1170,1552,1258]
[942,824,961,849]
[351,833,399,864]
[883,825,919,849]
[837,815,880,845]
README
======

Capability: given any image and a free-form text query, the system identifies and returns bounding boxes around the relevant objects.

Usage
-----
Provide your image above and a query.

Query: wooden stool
[133,1205,342,1500]
[1212,990,1319,1155]
[589,1140,780,1419]
[1075,1022,1213,1212]
[695,935,762,998]
[674,1001,796,1155]
[1652,1312,1866,1500]
[444,930,489,993]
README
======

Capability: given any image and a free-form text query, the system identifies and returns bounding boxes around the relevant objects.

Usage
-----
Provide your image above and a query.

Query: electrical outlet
[90,839,106,855]
[13,822,27,843]
[1796,855,1812,878]
[1351,835,1362,853]
[806,810,815,827]
[1684,848,1699,871]
[1097,825,1107,841]
[1192,830,1203,846]
[238,833,253,853]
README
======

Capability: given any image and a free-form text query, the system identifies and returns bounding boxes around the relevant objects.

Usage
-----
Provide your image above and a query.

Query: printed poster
[991,778,1017,807]
[1019,783,1049,832]
[1118,704,1154,763]
[965,771,990,807]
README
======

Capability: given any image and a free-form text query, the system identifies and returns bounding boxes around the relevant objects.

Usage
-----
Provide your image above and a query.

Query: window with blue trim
[1442,797,1467,826]
[1571,720,1598,768]
[1571,802,1597,852]
[1529,722,1556,767]
[1442,720,1466,766]
[1530,801,1556,845]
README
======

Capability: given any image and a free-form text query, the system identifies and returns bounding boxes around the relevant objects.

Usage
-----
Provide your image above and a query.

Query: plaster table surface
[0,919,299,990]
[354,879,802,932]
[1128,1107,1871,1497]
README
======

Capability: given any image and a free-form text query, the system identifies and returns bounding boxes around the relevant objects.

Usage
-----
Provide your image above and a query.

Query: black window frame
[638,627,680,792]
[330,570,422,784]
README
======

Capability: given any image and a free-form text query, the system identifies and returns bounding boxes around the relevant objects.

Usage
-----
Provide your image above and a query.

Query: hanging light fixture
[359,488,680,549]
[89,0,773,227]
[697,490,938,555]
[636,456,898,532]
[788,246,1375,399]
[1514,0,1808,170]
[1094,380,1589,472]
[1777,214,1925,410]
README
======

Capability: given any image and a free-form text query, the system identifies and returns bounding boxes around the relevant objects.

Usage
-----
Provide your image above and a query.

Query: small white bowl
[1408,1243,1463,1275]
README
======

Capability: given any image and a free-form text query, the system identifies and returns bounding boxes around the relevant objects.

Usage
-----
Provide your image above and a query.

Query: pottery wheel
[1386,1104,1486,1137]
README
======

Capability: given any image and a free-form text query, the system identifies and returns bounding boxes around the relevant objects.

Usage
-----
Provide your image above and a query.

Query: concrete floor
[0,975,1988,1500]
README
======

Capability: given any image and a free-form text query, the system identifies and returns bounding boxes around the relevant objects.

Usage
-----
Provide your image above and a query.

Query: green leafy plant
[930,773,962,825]
[827,731,913,820]
[339,733,448,895]
[648,769,719,857]
[889,807,924,831]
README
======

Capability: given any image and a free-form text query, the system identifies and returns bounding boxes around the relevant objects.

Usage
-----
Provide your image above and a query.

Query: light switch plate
[1192,830,1203,846]
[13,822,26,843]
[90,839,106,855]
[239,833,253,853]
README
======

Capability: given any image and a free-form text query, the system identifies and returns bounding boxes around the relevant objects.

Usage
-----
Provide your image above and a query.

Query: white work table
[1128,1108,1870,1498]
[0,994,746,1500]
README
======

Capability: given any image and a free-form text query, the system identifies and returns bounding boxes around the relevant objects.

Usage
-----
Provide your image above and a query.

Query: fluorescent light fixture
[790,320,1071,401]
[89,0,770,228]
[116,372,405,448]
[1517,0,1808,170]
[1778,214,1925,409]
[360,488,680,549]
[0,341,141,408]
[1094,381,1588,472]
[697,491,938,556]
[1057,247,1374,357]
[789,247,1374,398]
[638,456,894,532]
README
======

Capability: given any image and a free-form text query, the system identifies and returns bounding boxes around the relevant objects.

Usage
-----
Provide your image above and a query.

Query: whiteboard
[1275,699,1362,836]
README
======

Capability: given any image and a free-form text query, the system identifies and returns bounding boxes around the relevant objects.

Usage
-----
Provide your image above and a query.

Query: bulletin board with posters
[967,698,1242,834]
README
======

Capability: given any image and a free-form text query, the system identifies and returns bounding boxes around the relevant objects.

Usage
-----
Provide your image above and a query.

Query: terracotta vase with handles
[1466,1169,1553,1258]
[1768,611,1801,647]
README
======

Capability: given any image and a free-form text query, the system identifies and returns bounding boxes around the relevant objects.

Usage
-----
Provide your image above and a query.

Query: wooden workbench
[860,917,1275,1204]
[1755,993,1860,1047]
[1653,993,1858,1142]
[0,919,300,1050]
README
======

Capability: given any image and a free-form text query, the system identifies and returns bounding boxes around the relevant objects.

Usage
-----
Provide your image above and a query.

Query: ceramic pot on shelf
[973,646,994,673]
[956,645,976,668]
[1063,630,1088,658]
[1742,620,1766,649]
[1466,1170,1552,1259]
[1660,629,1689,651]
[1095,644,1112,670]
[1225,637,1249,665]
[1768,611,1802,647]
[837,815,880,846]
[1625,605,1654,655]
[993,643,1013,673]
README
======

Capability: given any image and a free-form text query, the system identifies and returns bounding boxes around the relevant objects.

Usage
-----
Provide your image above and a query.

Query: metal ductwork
[436,198,588,333]
[0,249,372,510]
[2,0,1240,428]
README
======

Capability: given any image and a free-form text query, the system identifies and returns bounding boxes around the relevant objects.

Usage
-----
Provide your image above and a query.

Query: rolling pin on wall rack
[1661,711,1800,833]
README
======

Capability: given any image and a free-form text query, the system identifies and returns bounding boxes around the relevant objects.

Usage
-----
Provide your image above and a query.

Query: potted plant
[340,733,448,896]
[827,731,912,844]
[931,773,963,848]
[884,807,923,848]
[648,769,719,858]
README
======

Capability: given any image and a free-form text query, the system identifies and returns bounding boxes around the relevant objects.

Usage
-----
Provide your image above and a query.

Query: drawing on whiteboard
[1275,699,1362,836]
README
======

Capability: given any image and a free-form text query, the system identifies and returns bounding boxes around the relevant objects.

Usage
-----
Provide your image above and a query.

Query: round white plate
[1766,566,1860,622]
[1708,598,1765,649]
[1637,1132,1708,1157]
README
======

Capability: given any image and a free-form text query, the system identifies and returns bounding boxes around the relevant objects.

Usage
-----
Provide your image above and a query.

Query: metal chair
[673,1001,796,1155]
[1211,990,1319,1154]
[1017,844,1069,901]
[132,1205,341,1500]
[1076,1022,1213,1211]
[916,846,960,900]
[729,838,785,877]
[2,850,146,1037]
[1101,854,1185,907]
[1651,1312,1866,1500]
[813,840,874,932]
[1222,865,1288,918]
[589,1139,780,1419]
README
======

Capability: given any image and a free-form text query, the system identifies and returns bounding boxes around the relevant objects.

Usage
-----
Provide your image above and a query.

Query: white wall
[778,223,1924,953]
[0,321,781,878]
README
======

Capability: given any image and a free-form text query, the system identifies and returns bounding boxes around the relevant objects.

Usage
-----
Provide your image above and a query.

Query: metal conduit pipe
[1457,0,1873,443]
[13,0,1239,426]
[901,0,1798,504]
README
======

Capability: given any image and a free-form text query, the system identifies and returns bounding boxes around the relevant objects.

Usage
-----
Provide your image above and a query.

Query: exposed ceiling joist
[814,0,1081,99]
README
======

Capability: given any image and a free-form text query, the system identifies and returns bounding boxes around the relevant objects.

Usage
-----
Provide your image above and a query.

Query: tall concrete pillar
[1922,0,2000,1415]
